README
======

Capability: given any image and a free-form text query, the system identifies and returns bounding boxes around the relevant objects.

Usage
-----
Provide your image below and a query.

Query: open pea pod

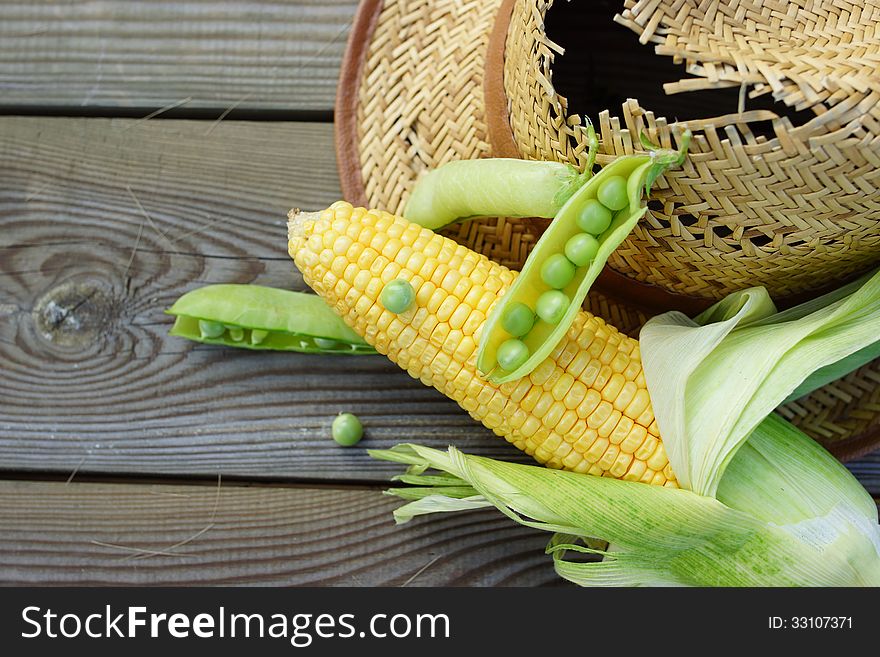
[477,133,691,383]
[167,284,376,355]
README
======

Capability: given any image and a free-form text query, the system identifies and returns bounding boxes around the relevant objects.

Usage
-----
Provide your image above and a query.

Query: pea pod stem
[166,284,376,355]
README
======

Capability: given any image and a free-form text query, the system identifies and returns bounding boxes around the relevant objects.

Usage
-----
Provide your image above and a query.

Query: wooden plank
[0,116,530,482]
[846,452,880,494]
[0,479,562,586]
[0,0,357,112]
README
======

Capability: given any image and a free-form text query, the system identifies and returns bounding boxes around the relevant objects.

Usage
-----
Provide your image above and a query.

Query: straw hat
[335,0,880,459]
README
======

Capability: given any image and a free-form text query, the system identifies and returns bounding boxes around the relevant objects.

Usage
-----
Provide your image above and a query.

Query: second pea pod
[166,284,376,354]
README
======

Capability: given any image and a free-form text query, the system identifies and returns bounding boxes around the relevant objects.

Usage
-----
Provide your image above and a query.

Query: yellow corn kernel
[597,410,623,438]
[609,416,635,445]
[647,443,670,471]
[619,423,648,454]
[551,373,575,402]
[624,389,651,421]
[609,451,634,478]
[601,373,626,404]
[585,436,611,463]
[576,388,603,419]
[563,380,588,410]
[623,459,647,482]
[543,401,566,428]
[595,443,620,471]
[566,351,592,378]
[587,400,614,429]
[556,410,579,436]
[635,435,659,461]
[562,448,585,470]
[612,381,638,413]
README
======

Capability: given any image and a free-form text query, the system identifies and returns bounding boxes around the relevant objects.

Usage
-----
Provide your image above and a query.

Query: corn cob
[288,202,677,487]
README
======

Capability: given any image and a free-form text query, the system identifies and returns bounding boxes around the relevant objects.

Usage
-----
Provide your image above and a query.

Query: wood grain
[846,452,880,494]
[0,116,531,482]
[0,0,357,112]
[0,479,562,586]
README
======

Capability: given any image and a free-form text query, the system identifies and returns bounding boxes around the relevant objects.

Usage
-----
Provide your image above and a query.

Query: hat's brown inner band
[483,0,521,160]
[334,0,381,209]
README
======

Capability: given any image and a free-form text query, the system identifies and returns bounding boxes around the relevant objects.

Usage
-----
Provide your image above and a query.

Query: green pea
[250,329,269,345]
[314,337,339,349]
[380,279,415,313]
[540,254,576,289]
[226,326,244,342]
[501,302,536,337]
[575,199,613,235]
[496,339,530,372]
[564,233,600,267]
[198,319,225,338]
[535,290,569,325]
[332,412,364,447]
[597,175,629,211]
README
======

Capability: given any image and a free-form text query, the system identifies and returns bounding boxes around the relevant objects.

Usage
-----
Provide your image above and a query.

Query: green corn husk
[371,437,880,586]
[371,268,880,587]
[640,268,880,496]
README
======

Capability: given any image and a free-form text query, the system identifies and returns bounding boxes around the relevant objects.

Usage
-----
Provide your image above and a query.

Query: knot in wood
[34,282,115,348]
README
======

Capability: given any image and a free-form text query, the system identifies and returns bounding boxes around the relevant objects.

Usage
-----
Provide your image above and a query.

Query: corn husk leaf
[385,493,495,519]
[718,414,878,525]
[784,340,880,403]
[370,443,880,586]
[640,268,880,496]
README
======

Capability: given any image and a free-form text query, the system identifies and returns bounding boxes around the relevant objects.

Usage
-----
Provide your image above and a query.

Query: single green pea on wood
[331,412,364,447]
[167,284,376,355]
[476,130,692,384]
[380,279,415,313]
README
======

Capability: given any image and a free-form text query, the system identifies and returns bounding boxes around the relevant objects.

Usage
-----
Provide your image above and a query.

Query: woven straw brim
[334,0,879,460]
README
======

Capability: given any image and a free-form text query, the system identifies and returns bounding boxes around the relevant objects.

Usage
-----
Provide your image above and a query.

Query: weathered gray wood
[0,479,562,586]
[0,116,530,483]
[0,0,357,112]
[847,452,880,494]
